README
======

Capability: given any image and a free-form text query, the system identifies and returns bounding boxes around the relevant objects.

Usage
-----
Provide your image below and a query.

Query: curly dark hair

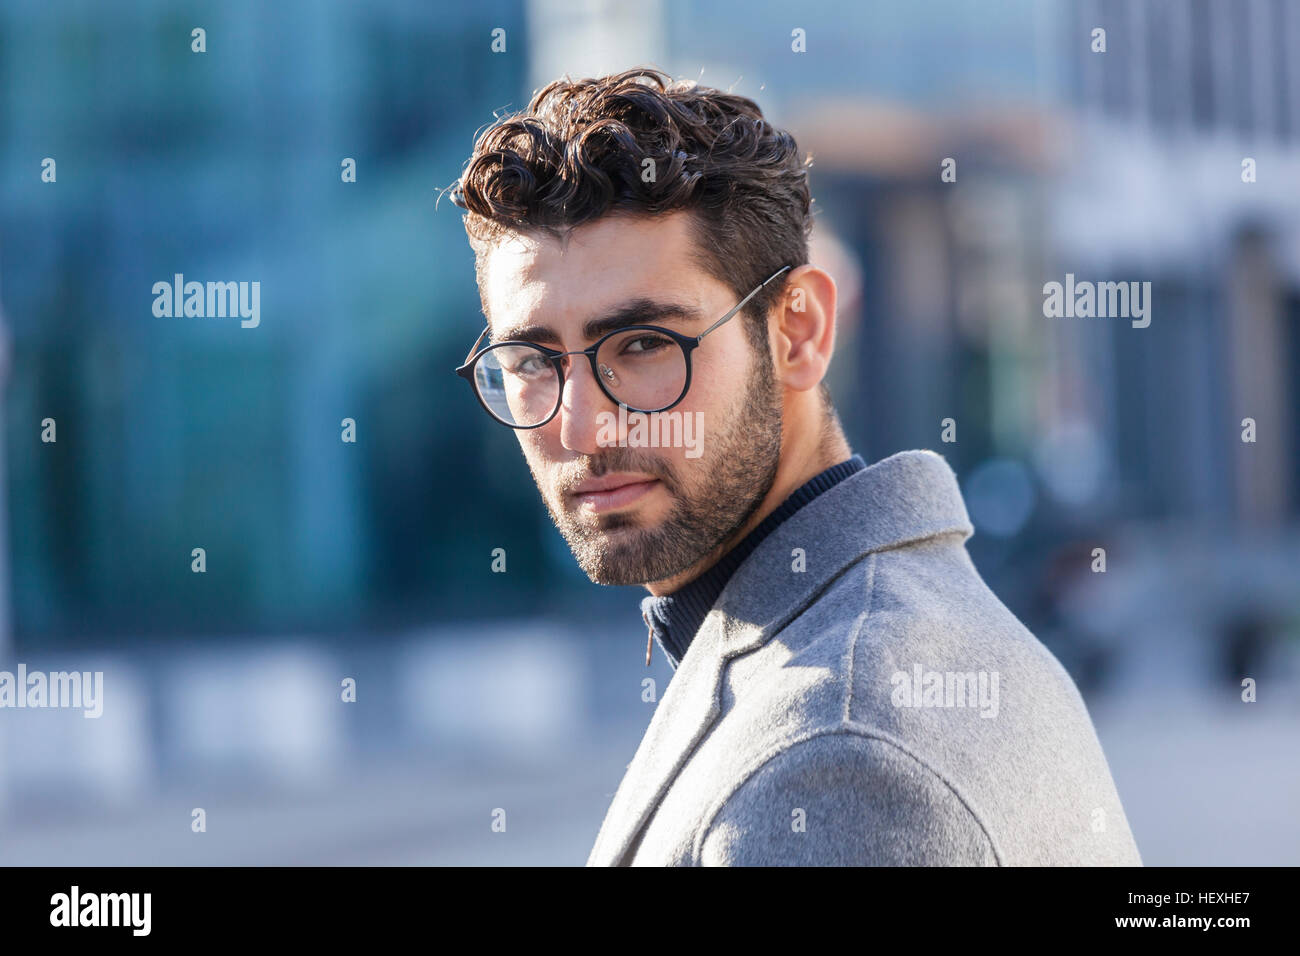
[447,67,814,352]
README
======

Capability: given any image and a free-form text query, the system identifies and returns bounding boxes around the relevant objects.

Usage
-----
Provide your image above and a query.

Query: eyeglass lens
[473,328,688,426]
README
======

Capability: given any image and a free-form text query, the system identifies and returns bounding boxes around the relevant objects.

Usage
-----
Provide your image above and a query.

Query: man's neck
[644,425,853,597]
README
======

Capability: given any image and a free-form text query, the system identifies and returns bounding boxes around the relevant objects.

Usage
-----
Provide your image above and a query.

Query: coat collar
[641,454,867,670]
[586,449,974,865]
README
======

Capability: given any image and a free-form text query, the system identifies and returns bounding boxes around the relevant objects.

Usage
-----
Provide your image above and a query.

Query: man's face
[479,210,783,587]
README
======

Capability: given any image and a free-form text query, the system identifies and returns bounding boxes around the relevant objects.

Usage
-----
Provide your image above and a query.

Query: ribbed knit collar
[639,454,866,670]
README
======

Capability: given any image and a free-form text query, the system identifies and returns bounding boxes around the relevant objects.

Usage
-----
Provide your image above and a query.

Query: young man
[449,68,1141,866]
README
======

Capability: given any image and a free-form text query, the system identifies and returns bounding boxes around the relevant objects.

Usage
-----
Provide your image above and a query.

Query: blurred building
[791,0,1300,685]
[0,0,543,647]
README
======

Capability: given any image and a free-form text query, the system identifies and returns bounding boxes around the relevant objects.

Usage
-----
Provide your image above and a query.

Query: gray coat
[586,449,1142,866]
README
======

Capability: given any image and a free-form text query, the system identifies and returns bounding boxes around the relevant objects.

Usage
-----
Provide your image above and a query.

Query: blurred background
[1,0,1297,865]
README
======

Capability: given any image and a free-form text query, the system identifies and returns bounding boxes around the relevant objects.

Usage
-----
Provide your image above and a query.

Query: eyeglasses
[454,265,792,429]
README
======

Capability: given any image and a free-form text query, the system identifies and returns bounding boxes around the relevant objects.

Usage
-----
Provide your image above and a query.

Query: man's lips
[566,473,661,513]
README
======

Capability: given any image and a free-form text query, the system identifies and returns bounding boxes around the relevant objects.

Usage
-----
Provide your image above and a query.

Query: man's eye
[507,355,549,376]
[622,334,672,355]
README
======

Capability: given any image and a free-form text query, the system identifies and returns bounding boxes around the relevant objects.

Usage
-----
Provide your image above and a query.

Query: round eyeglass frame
[454,264,793,430]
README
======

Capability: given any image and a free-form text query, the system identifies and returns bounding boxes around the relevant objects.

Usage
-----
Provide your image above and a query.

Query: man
[449,68,1142,866]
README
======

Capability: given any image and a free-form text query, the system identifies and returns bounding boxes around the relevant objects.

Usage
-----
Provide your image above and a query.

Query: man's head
[450,68,844,592]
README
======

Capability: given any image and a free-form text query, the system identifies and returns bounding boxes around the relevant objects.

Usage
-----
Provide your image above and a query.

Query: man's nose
[556,353,614,455]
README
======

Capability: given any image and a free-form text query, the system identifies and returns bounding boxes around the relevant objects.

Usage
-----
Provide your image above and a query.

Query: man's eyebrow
[496,298,705,345]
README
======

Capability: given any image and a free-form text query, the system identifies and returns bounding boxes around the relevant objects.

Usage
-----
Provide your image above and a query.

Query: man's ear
[770,265,837,393]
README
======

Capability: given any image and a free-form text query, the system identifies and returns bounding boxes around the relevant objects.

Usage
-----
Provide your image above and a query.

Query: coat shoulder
[713,535,1143,865]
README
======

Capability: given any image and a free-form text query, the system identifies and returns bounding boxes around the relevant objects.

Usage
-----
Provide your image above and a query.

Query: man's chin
[565,526,693,587]
[579,567,647,587]
[579,564,691,588]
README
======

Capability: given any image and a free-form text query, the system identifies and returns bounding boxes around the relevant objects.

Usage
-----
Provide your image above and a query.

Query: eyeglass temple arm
[696,265,793,342]
[462,325,490,364]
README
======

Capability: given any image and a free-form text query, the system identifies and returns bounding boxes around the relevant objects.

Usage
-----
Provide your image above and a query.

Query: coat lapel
[585,450,974,865]
[585,607,736,866]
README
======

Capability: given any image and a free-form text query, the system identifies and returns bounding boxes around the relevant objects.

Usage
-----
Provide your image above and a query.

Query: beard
[530,344,784,587]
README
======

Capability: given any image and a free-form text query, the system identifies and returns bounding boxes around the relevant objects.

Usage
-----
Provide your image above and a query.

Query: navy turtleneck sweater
[640,454,866,670]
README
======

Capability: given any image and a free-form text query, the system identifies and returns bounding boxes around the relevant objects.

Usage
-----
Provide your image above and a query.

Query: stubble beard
[534,343,784,587]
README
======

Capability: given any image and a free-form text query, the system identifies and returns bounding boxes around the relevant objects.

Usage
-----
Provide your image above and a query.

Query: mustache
[554,448,680,497]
